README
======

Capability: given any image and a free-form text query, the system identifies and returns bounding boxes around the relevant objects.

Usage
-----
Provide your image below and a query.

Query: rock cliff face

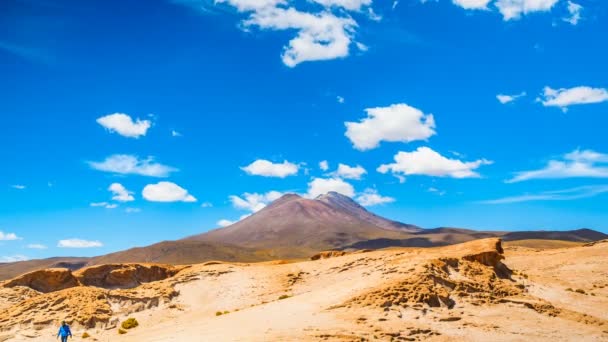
[0,263,188,330]
[75,264,182,289]
[3,264,182,294]
[4,269,79,293]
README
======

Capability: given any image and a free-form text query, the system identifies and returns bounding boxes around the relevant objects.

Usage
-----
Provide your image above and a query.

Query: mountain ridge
[1,192,606,281]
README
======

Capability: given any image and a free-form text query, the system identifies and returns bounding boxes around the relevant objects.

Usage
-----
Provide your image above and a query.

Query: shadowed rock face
[4,269,79,293]
[76,264,181,289]
[2,264,182,293]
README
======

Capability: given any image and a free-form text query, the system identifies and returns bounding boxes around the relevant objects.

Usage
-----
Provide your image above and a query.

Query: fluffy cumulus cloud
[507,149,608,183]
[307,177,355,198]
[345,103,436,151]
[334,163,367,180]
[90,202,118,209]
[241,159,299,178]
[538,86,608,110]
[378,147,492,179]
[495,0,559,20]
[452,0,492,10]
[229,191,283,212]
[246,7,356,67]
[88,154,178,177]
[563,1,582,25]
[355,188,395,206]
[11,185,26,190]
[0,231,20,241]
[482,185,608,204]
[497,92,526,104]
[142,182,197,202]
[96,113,151,138]
[57,239,103,248]
[191,0,373,67]
[109,183,135,202]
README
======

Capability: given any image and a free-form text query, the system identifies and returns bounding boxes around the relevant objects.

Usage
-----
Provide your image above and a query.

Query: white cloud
[90,202,118,209]
[27,244,47,249]
[538,86,608,110]
[507,149,608,183]
[11,184,26,190]
[142,182,197,202]
[312,0,372,11]
[355,41,369,52]
[88,154,178,177]
[200,202,213,208]
[495,0,559,21]
[241,159,299,178]
[57,239,103,248]
[125,207,142,213]
[482,185,608,204]
[428,187,446,196]
[230,191,283,212]
[355,188,395,206]
[307,177,355,198]
[109,183,134,202]
[171,130,182,137]
[319,160,329,171]
[96,113,151,138]
[217,219,235,227]
[563,1,582,25]
[497,92,526,104]
[334,163,367,180]
[378,147,492,179]
[452,0,491,10]
[209,0,363,67]
[0,231,20,241]
[0,255,28,263]
[337,96,345,104]
[246,7,357,67]
[345,103,436,151]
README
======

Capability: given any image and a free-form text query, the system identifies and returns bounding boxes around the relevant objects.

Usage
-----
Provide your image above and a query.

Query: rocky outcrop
[4,268,80,293]
[348,238,520,310]
[310,251,348,260]
[76,264,182,289]
[0,264,187,331]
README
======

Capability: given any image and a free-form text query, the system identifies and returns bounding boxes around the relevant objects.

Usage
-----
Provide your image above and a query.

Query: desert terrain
[1,238,606,341]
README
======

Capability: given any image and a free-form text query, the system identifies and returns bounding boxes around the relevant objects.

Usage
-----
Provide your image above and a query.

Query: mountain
[187,192,417,258]
[315,192,421,232]
[1,192,607,281]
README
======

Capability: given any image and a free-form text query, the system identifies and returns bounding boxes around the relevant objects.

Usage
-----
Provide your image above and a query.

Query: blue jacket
[57,324,72,337]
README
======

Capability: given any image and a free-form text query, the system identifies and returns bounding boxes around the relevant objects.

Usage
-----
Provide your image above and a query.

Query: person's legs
[61,336,68,342]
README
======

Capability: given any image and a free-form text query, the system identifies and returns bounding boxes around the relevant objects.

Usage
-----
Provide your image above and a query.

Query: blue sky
[1,0,607,261]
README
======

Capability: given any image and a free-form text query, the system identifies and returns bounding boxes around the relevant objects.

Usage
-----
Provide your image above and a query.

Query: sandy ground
[1,239,607,341]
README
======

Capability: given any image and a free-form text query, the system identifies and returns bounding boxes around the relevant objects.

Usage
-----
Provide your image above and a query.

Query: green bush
[82,332,90,338]
[121,318,139,330]
[278,295,290,300]
[216,311,223,316]
[118,329,127,335]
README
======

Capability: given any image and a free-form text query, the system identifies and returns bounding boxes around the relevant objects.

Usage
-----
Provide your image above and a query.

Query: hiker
[57,321,72,342]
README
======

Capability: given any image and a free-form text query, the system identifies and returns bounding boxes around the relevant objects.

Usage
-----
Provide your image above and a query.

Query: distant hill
[501,228,608,242]
[1,193,606,281]
[0,257,88,282]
